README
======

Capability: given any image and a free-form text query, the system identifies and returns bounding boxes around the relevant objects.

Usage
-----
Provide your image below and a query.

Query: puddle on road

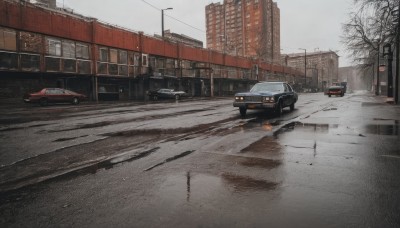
[238,157,281,169]
[241,136,283,154]
[158,172,278,203]
[273,122,338,138]
[222,173,278,192]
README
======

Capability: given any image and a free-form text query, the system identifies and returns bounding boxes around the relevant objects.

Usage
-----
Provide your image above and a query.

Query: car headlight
[235,96,244,101]
[263,96,275,102]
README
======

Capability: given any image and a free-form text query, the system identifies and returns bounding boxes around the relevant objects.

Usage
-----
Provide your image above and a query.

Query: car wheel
[239,107,247,117]
[341,93,344,97]
[276,102,283,116]
[175,94,180,100]
[153,95,158,101]
[328,94,331,97]
[290,103,295,111]
[39,98,48,106]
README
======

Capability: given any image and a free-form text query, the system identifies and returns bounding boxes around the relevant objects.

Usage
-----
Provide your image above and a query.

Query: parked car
[326,85,345,97]
[233,82,298,117]
[147,88,187,100]
[23,88,87,106]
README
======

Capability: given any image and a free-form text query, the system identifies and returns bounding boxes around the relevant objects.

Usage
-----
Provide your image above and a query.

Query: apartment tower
[206,0,280,63]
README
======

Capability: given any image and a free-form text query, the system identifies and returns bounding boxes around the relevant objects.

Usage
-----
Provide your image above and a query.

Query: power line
[141,0,205,34]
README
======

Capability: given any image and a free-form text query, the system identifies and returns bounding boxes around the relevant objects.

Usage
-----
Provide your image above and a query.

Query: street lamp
[161,7,173,38]
[299,48,307,89]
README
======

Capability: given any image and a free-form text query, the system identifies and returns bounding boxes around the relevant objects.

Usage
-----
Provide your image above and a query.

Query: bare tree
[342,0,399,68]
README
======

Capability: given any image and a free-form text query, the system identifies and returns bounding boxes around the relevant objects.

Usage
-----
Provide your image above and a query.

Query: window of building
[62,40,75,58]
[20,54,40,71]
[110,49,118,63]
[76,43,89,59]
[77,60,91,74]
[0,52,18,70]
[99,47,108,62]
[118,50,127,64]
[142,54,148,66]
[63,59,76,73]
[109,64,118,75]
[45,57,61,71]
[46,37,61,56]
[20,32,42,53]
[0,28,17,51]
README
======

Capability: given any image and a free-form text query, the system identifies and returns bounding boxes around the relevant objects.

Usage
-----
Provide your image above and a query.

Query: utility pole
[384,43,393,97]
[376,43,380,96]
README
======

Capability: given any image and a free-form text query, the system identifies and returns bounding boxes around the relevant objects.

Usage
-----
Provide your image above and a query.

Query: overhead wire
[140,0,205,34]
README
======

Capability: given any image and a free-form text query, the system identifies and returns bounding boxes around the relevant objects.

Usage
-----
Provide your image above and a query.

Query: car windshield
[250,83,284,93]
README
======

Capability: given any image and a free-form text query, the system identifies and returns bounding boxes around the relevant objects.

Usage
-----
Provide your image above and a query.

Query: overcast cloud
[60,0,354,67]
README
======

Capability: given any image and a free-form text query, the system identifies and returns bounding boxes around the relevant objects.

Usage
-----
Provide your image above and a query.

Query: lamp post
[161,7,173,38]
[376,43,380,96]
[383,43,393,98]
[299,48,307,89]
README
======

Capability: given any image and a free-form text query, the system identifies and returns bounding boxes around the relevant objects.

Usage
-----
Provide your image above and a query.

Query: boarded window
[0,52,18,70]
[45,57,61,71]
[119,50,127,64]
[20,32,42,53]
[21,54,40,71]
[62,40,75,58]
[99,47,108,62]
[78,60,91,74]
[0,28,17,51]
[76,43,89,59]
[63,59,76,72]
[46,38,61,56]
[110,49,118,63]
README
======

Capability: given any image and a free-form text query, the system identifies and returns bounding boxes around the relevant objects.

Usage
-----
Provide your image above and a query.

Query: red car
[23,88,87,106]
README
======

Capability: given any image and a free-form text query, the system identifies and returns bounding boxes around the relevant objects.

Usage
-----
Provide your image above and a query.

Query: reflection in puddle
[160,172,278,203]
[221,173,278,192]
[274,122,339,138]
[364,123,399,136]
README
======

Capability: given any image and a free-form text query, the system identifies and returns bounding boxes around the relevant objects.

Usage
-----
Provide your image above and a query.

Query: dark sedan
[233,82,298,117]
[147,88,187,101]
[23,88,87,106]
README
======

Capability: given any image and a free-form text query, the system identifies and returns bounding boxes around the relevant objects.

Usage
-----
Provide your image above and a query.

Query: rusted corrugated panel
[163,42,178,59]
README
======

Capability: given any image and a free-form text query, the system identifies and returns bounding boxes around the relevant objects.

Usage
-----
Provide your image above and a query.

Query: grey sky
[61,0,354,67]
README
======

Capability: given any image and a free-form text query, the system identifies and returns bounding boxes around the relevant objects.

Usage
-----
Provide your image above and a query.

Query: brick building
[0,0,302,101]
[283,51,339,90]
[206,0,280,64]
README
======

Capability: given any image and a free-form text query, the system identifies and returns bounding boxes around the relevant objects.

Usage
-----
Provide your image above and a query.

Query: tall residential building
[205,0,280,64]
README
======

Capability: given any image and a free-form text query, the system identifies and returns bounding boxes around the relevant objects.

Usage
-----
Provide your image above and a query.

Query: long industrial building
[0,0,303,101]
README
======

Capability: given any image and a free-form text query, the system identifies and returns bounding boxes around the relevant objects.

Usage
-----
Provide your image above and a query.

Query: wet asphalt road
[0,92,400,227]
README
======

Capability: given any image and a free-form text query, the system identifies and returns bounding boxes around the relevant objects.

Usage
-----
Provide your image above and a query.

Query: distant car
[147,88,187,101]
[326,85,345,97]
[23,88,87,106]
[233,82,298,117]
